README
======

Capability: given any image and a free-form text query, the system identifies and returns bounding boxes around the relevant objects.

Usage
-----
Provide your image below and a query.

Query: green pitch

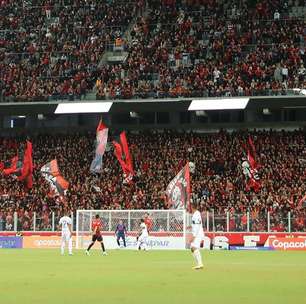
[0,249,306,304]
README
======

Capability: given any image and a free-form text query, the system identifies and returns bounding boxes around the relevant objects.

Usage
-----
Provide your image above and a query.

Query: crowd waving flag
[241,136,261,192]
[90,120,109,174]
[41,159,69,196]
[113,132,134,184]
[166,162,191,211]
[1,140,33,189]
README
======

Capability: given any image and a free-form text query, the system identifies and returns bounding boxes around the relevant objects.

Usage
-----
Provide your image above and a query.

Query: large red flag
[113,132,134,184]
[17,141,33,189]
[1,141,33,189]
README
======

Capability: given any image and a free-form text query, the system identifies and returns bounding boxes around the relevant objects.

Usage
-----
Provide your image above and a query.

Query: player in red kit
[85,214,108,255]
[144,212,153,233]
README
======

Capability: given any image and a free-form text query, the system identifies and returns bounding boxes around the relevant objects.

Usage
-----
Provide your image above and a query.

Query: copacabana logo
[272,239,306,250]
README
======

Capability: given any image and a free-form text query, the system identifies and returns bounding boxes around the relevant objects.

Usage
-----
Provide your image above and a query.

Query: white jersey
[191,210,204,239]
[59,216,72,234]
[140,222,148,237]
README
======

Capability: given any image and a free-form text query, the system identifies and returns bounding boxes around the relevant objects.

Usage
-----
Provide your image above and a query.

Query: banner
[0,236,23,248]
[78,235,185,250]
[5,232,306,250]
[90,121,108,173]
[267,237,306,251]
[166,162,190,211]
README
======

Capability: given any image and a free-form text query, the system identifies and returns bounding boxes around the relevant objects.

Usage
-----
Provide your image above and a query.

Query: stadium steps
[98,3,149,68]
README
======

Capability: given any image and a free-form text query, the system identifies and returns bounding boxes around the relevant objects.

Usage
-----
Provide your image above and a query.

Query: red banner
[1,232,306,250]
[203,232,306,248]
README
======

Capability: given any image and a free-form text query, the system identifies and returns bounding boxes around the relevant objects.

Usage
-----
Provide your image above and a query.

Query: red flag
[166,162,191,212]
[247,149,257,170]
[120,132,133,173]
[17,141,33,188]
[248,136,256,158]
[113,132,134,184]
[1,141,33,189]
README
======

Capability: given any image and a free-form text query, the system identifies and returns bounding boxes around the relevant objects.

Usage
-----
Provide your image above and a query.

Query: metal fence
[0,212,74,232]
[201,211,306,233]
[0,210,305,233]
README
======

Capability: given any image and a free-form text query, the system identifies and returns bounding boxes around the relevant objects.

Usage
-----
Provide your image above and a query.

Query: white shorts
[191,236,203,249]
[61,231,71,242]
[138,234,148,244]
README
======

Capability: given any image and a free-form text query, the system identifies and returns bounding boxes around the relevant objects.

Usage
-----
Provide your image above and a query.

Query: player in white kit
[59,214,73,255]
[190,202,204,270]
[136,219,148,250]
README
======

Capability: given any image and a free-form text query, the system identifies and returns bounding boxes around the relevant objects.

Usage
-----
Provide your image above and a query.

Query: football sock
[192,250,197,264]
[68,238,73,254]
[61,240,65,255]
[195,249,203,266]
[87,242,94,251]
[101,242,105,252]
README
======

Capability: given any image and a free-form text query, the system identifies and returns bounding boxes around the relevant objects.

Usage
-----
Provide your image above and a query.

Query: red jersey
[92,219,102,235]
[144,218,153,232]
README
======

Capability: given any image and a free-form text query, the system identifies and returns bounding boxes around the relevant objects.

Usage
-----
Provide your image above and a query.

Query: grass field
[0,249,306,304]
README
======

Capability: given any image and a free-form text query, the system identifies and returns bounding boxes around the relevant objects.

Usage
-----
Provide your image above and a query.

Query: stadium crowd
[1,0,306,102]
[0,0,141,102]
[0,130,305,232]
[96,0,306,99]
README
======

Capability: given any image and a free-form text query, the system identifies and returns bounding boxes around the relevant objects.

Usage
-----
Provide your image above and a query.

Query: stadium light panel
[55,102,113,114]
[188,98,249,111]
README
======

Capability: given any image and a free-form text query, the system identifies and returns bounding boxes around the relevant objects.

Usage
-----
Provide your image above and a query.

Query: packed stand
[95,0,306,99]
[0,0,140,102]
[0,129,305,232]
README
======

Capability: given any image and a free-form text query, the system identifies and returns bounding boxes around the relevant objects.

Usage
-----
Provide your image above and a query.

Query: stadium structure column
[25,115,36,128]
[244,109,256,123]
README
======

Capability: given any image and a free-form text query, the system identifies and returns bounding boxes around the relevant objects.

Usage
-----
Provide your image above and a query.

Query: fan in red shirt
[85,214,107,255]
[144,213,153,233]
